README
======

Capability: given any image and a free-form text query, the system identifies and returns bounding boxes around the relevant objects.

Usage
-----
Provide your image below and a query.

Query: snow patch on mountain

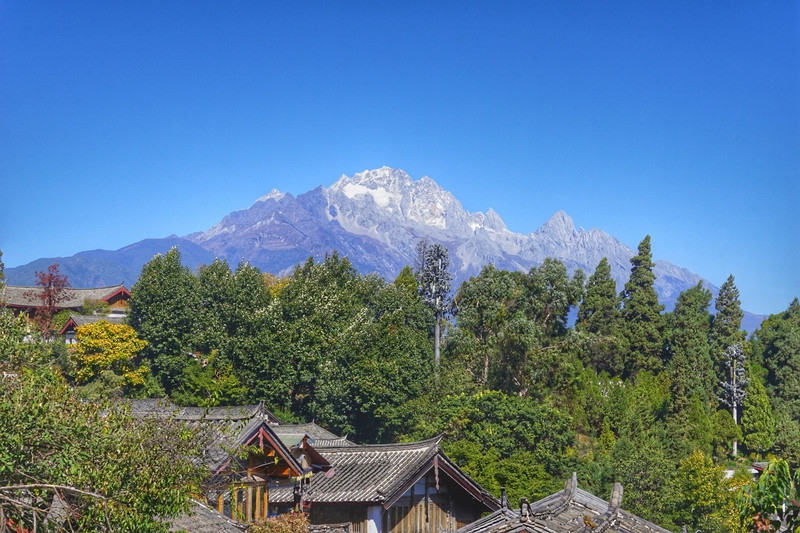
[188,166,717,303]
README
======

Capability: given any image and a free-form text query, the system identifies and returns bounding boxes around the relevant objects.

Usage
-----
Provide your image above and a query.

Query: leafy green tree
[577,257,625,375]
[172,352,247,407]
[710,275,745,383]
[673,449,747,533]
[612,434,675,527]
[0,367,208,532]
[448,264,519,387]
[741,373,775,458]
[773,411,800,470]
[710,409,743,458]
[619,236,665,377]
[314,280,434,442]
[415,240,452,368]
[128,247,199,393]
[81,298,110,316]
[393,265,418,295]
[751,298,800,420]
[666,282,714,414]
[448,260,583,397]
[738,459,800,532]
[0,309,39,371]
[408,390,574,499]
[193,258,236,357]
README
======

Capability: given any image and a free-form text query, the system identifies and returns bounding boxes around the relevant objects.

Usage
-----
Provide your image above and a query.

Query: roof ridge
[318,435,442,451]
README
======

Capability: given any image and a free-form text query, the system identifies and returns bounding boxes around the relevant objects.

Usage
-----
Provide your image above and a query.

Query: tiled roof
[66,314,126,327]
[59,314,127,335]
[272,422,355,445]
[269,437,498,511]
[168,499,248,532]
[124,400,300,475]
[452,474,673,533]
[2,283,128,309]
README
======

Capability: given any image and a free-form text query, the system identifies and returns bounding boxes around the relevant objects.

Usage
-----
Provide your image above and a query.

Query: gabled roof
[269,437,499,511]
[2,283,129,310]
[452,474,673,533]
[272,422,355,446]
[125,400,300,475]
[59,314,126,335]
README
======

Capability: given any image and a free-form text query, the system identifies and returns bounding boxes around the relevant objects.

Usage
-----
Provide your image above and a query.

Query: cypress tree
[578,257,625,374]
[710,275,745,384]
[666,282,714,414]
[619,236,665,377]
[741,373,776,459]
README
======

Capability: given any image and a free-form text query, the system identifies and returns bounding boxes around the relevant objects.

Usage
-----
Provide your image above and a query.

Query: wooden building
[449,473,673,533]
[126,400,332,525]
[268,436,500,533]
[1,283,130,317]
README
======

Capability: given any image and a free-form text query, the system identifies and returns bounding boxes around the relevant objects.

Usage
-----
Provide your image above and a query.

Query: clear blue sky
[1,2,797,315]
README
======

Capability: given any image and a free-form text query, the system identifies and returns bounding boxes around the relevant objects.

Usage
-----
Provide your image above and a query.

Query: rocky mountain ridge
[188,166,711,305]
[8,166,762,328]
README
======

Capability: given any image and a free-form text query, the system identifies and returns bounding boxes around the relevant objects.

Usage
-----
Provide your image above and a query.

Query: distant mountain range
[5,167,765,332]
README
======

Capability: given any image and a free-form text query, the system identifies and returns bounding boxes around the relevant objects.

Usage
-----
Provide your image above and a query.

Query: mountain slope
[6,166,763,329]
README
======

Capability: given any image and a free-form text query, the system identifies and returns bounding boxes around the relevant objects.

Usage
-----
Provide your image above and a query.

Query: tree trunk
[434,320,440,368]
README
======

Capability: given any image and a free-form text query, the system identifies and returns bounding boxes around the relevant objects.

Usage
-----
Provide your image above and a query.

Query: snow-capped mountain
[8,165,765,326]
[188,166,714,304]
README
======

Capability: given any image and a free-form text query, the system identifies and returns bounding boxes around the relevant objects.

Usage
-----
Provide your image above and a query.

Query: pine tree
[710,275,745,384]
[666,282,714,414]
[577,257,625,374]
[741,373,775,459]
[619,236,665,377]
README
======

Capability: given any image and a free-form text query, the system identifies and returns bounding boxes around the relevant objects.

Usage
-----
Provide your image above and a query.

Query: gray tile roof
[269,437,499,512]
[272,422,355,445]
[125,400,300,475]
[451,474,673,533]
[1,283,128,309]
[66,314,126,327]
[168,499,248,532]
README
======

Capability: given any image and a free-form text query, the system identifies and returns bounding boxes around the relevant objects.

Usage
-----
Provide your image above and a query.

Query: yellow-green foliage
[71,320,148,384]
[674,450,748,533]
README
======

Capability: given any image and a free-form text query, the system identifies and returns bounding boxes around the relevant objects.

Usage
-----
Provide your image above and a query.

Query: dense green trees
[81,238,797,532]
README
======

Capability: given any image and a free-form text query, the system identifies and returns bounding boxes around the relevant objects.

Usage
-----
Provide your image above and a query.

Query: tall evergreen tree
[710,275,745,384]
[578,257,625,374]
[666,282,714,414]
[619,236,665,377]
[741,373,776,459]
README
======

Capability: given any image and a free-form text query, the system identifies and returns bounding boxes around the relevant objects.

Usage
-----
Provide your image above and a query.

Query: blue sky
[1,1,797,315]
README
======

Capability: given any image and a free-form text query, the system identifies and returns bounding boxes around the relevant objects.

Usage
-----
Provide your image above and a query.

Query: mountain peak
[253,188,286,206]
[538,210,577,238]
